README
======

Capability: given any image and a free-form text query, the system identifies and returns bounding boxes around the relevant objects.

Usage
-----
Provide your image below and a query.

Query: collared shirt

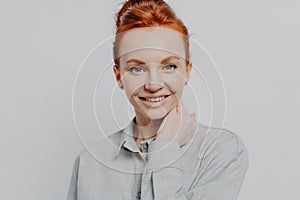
[66,120,249,200]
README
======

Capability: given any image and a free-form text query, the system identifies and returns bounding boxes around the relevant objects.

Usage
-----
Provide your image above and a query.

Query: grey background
[1,0,299,199]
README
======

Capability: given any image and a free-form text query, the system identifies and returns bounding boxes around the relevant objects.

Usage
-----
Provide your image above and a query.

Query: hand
[156,100,197,146]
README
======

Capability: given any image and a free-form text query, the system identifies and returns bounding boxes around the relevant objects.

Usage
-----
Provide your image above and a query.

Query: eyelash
[163,64,177,71]
[128,64,177,73]
[129,66,145,73]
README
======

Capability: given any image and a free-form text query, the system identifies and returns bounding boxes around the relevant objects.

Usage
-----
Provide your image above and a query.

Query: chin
[146,107,169,120]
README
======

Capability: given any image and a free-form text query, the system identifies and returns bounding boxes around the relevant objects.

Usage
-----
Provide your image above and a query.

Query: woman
[67,0,248,199]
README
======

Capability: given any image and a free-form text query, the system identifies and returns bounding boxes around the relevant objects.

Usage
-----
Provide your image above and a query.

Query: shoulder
[185,124,249,195]
[192,123,249,165]
[74,129,125,166]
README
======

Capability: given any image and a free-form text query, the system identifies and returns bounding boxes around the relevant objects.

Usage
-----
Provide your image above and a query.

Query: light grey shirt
[66,120,249,200]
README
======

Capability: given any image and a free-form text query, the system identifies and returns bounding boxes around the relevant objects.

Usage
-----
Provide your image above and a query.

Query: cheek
[163,74,186,95]
[122,75,145,98]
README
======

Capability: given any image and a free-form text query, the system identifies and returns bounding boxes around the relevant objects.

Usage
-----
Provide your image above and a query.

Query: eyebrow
[126,55,180,65]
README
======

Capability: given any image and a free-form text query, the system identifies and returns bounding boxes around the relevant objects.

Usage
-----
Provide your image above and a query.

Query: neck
[133,116,164,141]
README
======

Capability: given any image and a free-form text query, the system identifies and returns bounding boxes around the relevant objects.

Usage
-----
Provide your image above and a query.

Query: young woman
[67,0,248,199]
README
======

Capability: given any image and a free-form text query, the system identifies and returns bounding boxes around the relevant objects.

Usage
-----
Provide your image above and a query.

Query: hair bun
[129,0,162,3]
[114,0,189,67]
[130,0,141,3]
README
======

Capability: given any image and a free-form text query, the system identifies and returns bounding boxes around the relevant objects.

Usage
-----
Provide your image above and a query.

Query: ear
[185,61,193,82]
[113,65,124,89]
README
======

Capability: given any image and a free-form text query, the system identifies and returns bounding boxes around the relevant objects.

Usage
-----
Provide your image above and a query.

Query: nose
[145,82,163,92]
[145,70,163,92]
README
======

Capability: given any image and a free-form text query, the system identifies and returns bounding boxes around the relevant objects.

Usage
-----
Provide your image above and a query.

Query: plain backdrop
[1,0,299,199]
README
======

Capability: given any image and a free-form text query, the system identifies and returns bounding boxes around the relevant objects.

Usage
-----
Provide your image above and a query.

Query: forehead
[118,27,186,62]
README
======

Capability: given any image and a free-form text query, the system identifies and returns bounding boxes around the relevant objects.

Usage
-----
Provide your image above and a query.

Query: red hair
[113,0,190,67]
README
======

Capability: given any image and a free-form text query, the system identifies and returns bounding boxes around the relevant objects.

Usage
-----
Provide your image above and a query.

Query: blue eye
[129,66,144,73]
[163,64,177,71]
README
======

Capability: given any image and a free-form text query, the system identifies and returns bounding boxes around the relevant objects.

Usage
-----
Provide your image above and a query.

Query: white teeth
[145,96,164,102]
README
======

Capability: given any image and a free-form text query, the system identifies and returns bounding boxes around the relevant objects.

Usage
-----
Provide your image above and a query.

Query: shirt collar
[114,117,140,157]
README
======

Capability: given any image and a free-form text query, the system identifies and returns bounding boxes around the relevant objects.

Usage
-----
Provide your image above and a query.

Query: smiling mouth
[139,95,170,103]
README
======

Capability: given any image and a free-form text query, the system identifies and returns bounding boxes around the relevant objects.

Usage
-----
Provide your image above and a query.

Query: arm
[141,134,248,200]
[66,156,80,200]
[188,133,249,199]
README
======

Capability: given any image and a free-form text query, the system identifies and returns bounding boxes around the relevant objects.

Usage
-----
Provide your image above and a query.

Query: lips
[139,94,170,107]
[139,95,170,102]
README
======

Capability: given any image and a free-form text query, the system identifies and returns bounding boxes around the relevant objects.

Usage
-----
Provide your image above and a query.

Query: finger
[159,104,178,134]
[180,128,194,146]
[176,100,189,119]
[157,114,168,133]
[187,121,197,136]
[190,112,196,119]
[173,94,184,113]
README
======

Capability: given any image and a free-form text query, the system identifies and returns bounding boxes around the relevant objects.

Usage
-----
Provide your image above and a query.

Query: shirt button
[135,191,141,199]
[141,143,148,150]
